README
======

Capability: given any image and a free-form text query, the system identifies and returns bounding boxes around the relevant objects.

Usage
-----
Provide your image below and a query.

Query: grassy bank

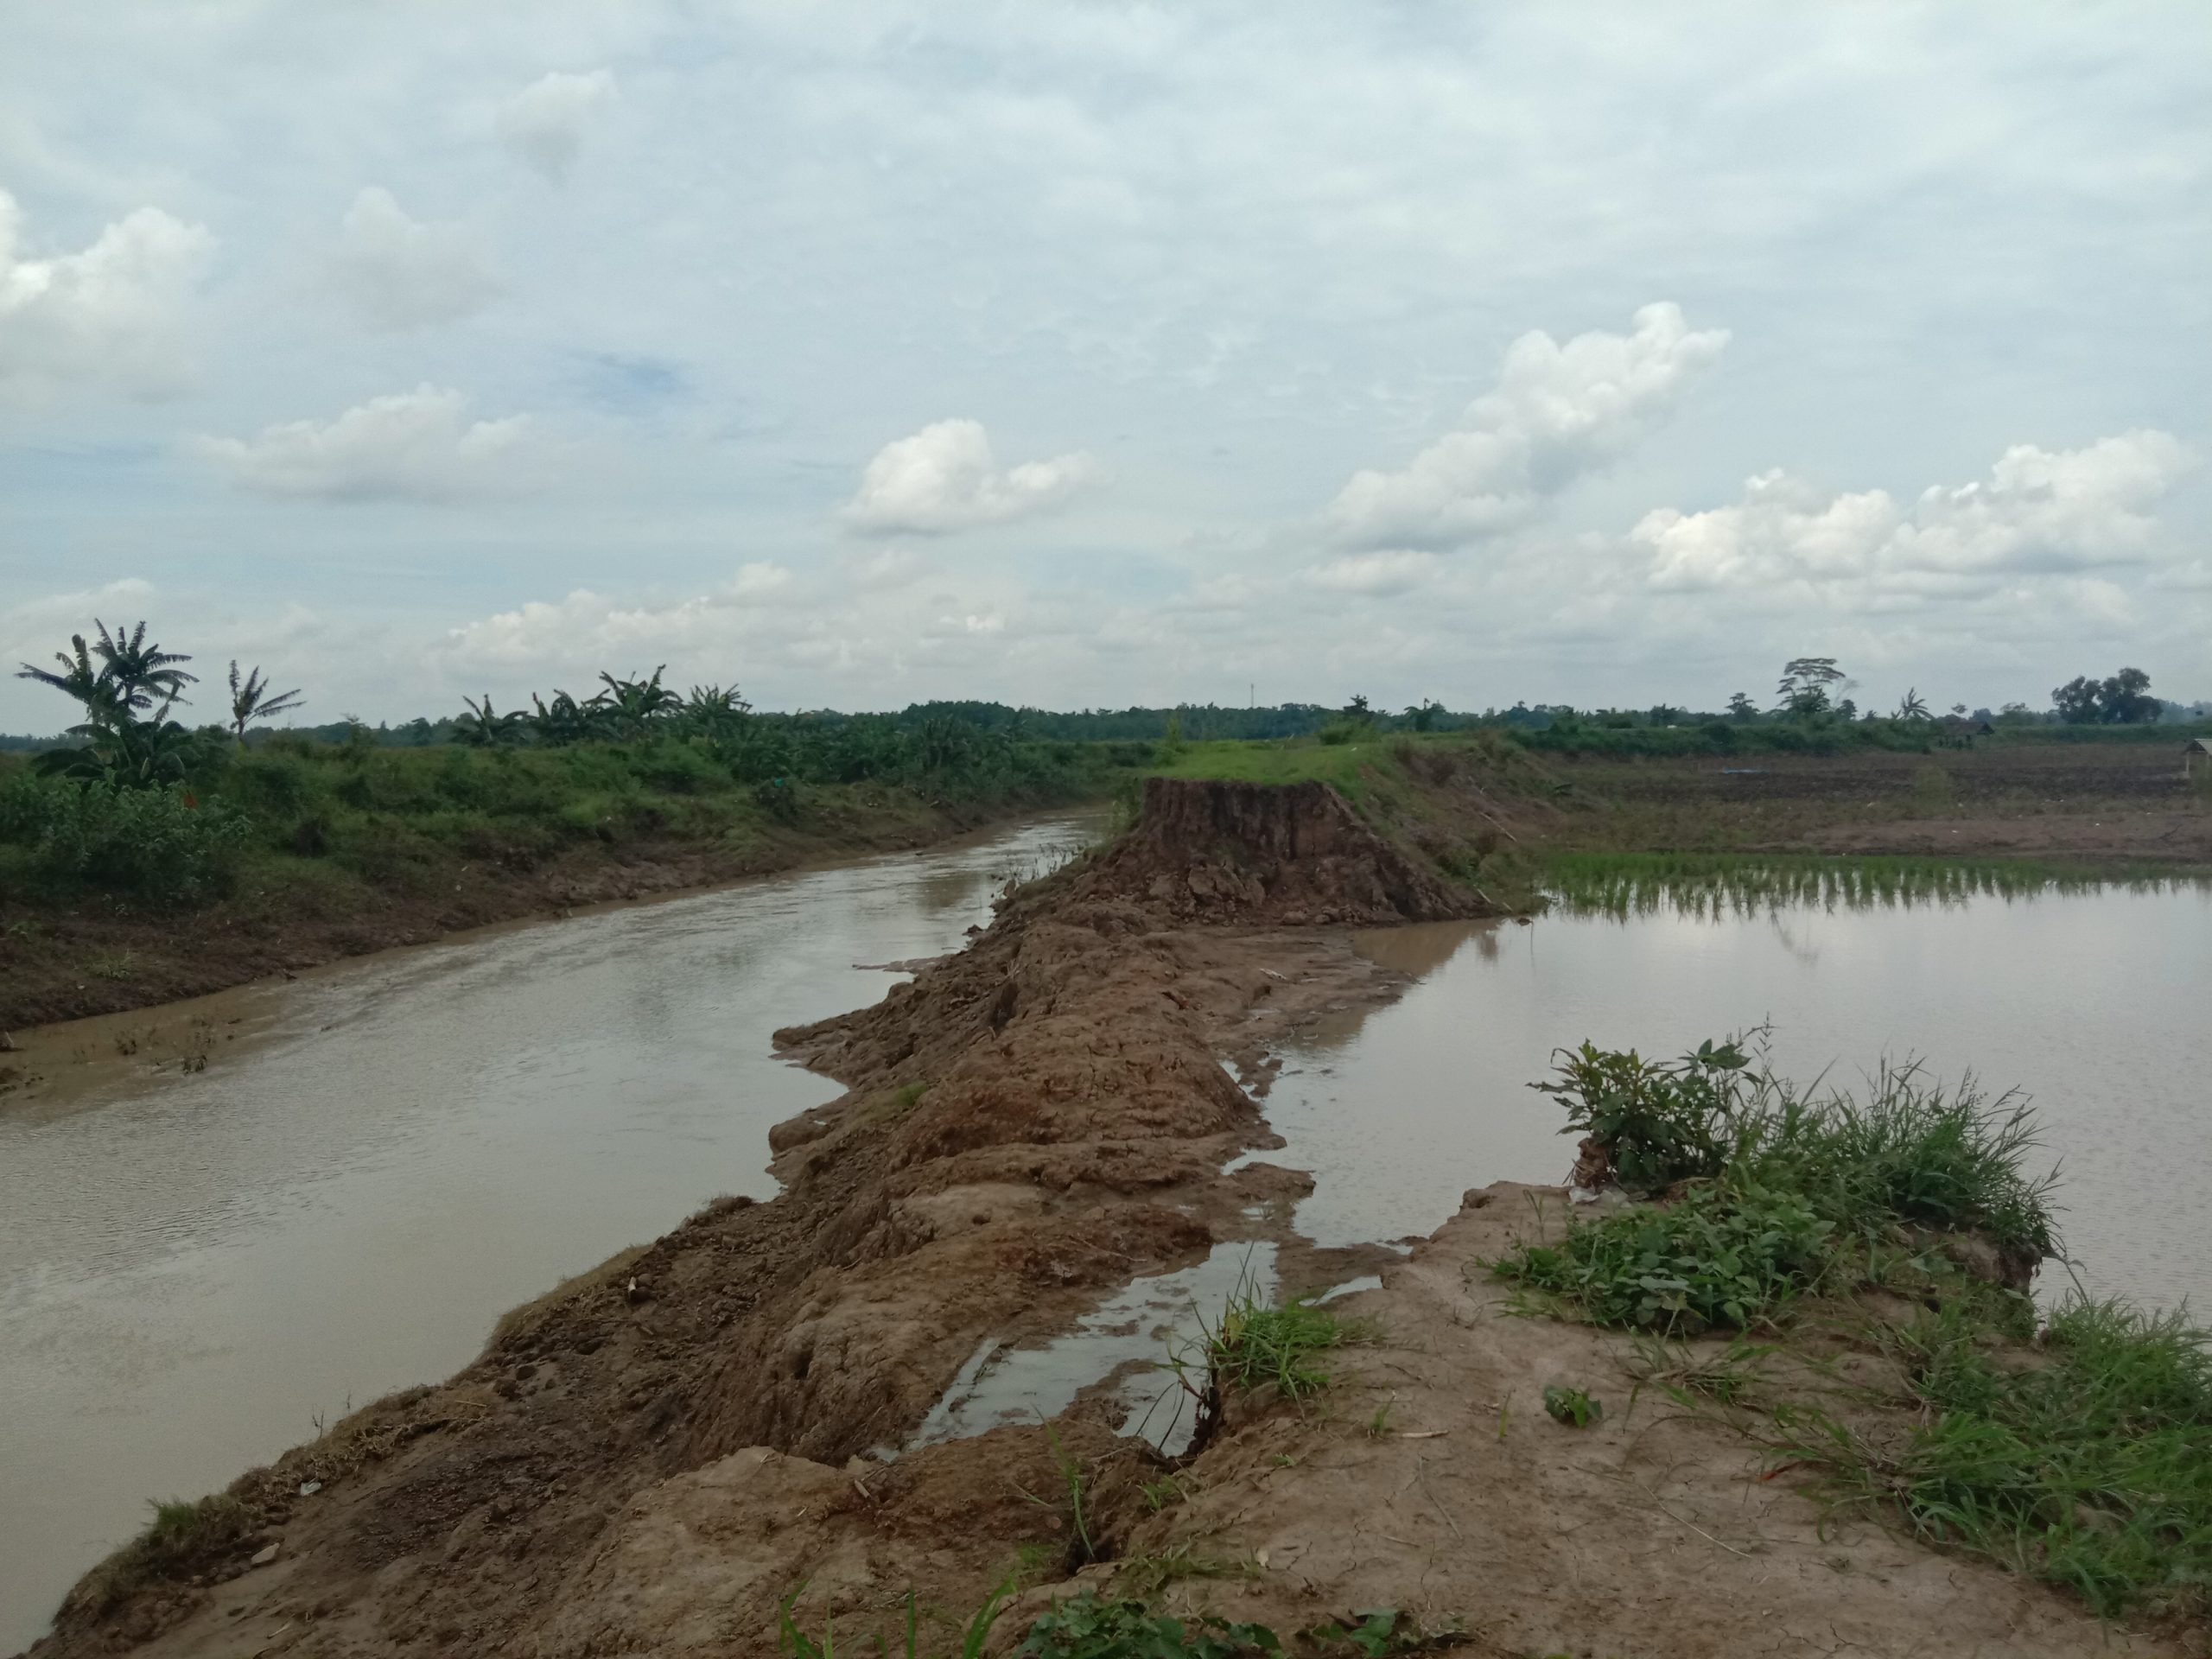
[1493,1037,2212,1623]
[0,732,1140,1027]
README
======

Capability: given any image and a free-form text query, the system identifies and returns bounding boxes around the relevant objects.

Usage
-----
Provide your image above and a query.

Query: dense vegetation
[2,624,1144,912]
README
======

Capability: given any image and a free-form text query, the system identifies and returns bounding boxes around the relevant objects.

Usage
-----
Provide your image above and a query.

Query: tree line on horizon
[4,624,2206,760]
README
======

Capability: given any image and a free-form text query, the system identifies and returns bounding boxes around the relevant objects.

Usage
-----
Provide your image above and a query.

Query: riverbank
[0,783,1107,1032]
[25,766,2202,1657]
[10,728,2201,1033]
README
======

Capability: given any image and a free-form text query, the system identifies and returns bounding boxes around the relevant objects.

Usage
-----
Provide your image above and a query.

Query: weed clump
[74,1493,257,1614]
[1777,1296,2212,1619]
[1495,1035,2058,1337]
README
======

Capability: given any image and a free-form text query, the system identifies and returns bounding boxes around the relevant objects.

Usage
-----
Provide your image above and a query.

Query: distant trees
[1896,689,1930,721]
[1726,691,1758,721]
[2052,667,2159,725]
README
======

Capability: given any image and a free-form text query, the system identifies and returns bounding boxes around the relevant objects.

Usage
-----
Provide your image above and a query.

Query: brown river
[2,837,2205,1646]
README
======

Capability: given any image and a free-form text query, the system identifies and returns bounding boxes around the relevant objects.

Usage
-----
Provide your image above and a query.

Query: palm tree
[16,633,127,732]
[596,667,679,739]
[1896,689,1931,721]
[89,620,195,714]
[454,694,526,747]
[227,662,305,739]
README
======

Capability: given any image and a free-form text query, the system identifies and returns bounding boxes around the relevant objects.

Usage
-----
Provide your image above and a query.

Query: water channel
[2,842,2202,1646]
[0,816,1096,1649]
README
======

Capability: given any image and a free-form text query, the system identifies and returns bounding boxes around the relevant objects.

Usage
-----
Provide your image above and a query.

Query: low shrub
[0,774,252,906]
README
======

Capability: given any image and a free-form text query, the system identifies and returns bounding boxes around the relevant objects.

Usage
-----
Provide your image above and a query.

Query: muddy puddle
[1257,883,2212,1313]
[0,816,1098,1649]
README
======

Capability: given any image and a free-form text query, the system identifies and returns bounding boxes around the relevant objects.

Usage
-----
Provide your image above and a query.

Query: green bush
[0,774,251,905]
[1494,1039,2059,1334]
[1535,1037,1751,1194]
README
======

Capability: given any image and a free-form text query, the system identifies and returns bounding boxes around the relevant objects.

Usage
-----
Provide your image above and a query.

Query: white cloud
[439,563,798,671]
[841,417,1102,535]
[0,188,211,397]
[1326,302,1730,550]
[1308,550,1441,597]
[497,69,616,181]
[194,385,538,502]
[1637,429,2198,593]
[328,188,500,328]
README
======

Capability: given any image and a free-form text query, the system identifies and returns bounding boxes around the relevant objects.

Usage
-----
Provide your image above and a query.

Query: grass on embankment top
[1145,735,1401,792]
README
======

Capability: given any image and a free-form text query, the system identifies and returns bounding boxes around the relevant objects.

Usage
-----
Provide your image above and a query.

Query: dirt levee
[23,779,1437,1658]
[1071,776,1486,925]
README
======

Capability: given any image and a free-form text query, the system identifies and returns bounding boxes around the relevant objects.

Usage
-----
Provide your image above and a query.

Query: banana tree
[595,667,679,740]
[228,661,305,739]
[455,694,527,747]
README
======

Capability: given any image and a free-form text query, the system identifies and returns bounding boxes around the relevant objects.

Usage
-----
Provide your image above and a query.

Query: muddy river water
[0,817,1096,1649]
[2,842,2205,1646]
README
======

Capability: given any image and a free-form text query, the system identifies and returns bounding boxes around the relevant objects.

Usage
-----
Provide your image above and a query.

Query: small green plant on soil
[80,1493,257,1612]
[1768,1294,2212,1620]
[1499,1032,2212,1622]
[1208,1292,1354,1401]
[1541,1385,1601,1427]
[1011,1421,1096,1570]
[1017,1593,1281,1657]
[1535,1034,1751,1194]
[1303,1608,1468,1654]
[777,1580,1014,1659]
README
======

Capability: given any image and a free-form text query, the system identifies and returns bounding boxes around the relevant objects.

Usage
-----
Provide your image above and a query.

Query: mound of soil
[1070,777,1487,925]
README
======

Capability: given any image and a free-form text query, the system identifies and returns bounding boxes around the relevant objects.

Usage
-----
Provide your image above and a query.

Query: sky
[2,1,2208,731]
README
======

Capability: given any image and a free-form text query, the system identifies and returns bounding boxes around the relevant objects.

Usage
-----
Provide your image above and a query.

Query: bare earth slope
[22,772,2178,1658]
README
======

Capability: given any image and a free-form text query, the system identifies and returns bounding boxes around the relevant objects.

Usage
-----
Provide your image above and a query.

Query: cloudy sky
[3,2,2207,730]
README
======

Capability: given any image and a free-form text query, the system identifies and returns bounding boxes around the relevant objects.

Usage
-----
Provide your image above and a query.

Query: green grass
[1492,1040,2057,1334]
[77,1494,257,1614]
[1146,734,1394,791]
[1541,850,2210,918]
[1205,1290,1357,1402]
[1497,1034,2212,1621]
[0,731,1132,913]
[1772,1296,2212,1619]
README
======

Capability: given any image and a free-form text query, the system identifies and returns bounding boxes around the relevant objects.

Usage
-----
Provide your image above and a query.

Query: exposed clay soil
[0,798,1062,1033]
[19,772,2190,1658]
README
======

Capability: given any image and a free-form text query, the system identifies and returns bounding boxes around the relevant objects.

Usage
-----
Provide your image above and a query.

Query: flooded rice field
[1261,882,2211,1311]
[0,816,1097,1649]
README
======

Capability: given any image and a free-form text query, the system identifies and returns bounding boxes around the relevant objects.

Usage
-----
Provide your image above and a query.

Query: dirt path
[19,772,2176,1657]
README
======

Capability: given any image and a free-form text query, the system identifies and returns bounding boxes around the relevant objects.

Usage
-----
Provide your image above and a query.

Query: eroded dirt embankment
[24,773,1491,1657]
[24,766,2171,1659]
